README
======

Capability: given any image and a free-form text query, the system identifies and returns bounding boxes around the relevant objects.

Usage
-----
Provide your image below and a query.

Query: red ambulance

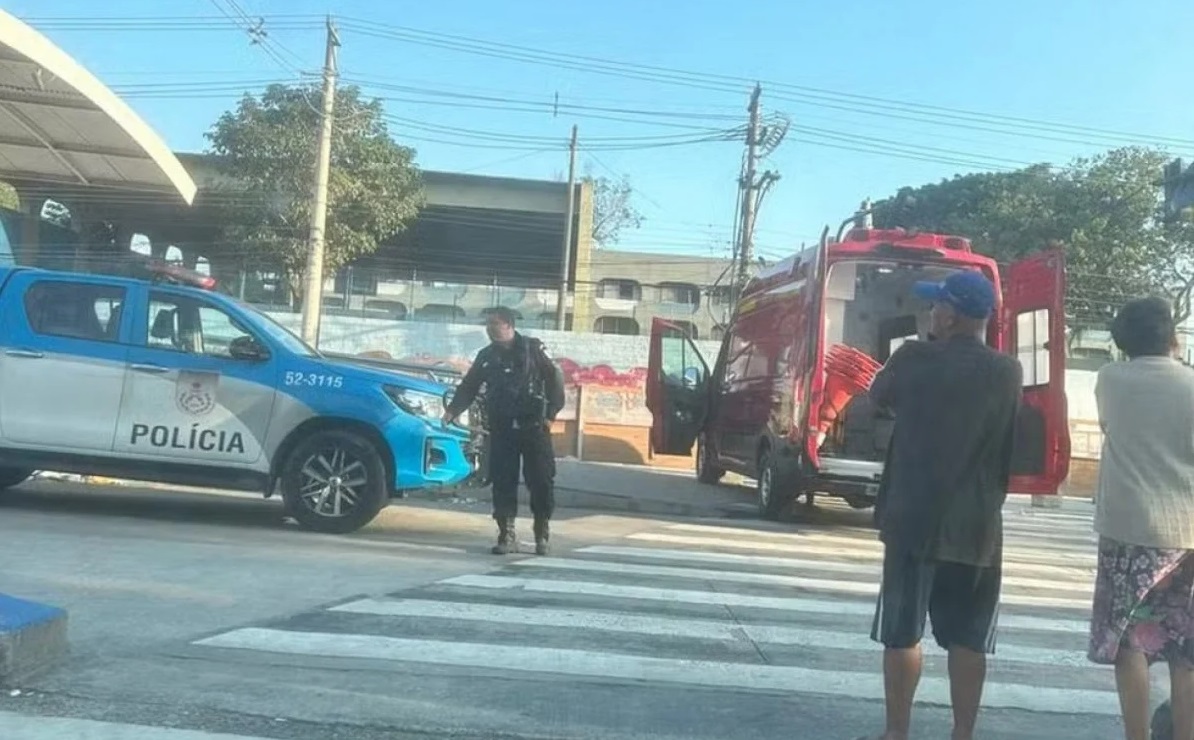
[645,226,1070,519]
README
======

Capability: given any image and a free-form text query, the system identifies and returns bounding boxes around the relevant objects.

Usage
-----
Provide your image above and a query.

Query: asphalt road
[0,476,1130,739]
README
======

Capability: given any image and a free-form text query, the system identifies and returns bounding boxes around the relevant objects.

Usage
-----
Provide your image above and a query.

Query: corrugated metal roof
[0,10,195,204]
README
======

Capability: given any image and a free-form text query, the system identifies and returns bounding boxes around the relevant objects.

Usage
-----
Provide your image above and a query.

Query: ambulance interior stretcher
[819,259,959,464]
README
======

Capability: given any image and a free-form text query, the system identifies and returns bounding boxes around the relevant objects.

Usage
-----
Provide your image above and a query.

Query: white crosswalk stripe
[193,502,1118,717]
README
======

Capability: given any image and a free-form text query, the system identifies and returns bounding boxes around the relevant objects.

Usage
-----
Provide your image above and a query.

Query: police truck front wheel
[281,429,388,534]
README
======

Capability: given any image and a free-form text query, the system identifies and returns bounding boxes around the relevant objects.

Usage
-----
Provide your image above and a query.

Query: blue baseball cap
[913,270,996,320]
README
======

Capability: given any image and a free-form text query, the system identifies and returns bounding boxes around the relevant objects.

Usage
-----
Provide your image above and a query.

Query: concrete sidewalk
[550,459,754,518]
[415,460,755,519]
[409,459,756,520]
[33,464,1089,524]
[545,461,1093,520]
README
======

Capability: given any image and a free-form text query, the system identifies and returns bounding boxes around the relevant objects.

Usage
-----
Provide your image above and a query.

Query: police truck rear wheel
[281,429,387,534]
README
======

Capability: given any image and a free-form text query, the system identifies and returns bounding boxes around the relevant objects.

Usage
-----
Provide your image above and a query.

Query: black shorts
[870,549,1001,654]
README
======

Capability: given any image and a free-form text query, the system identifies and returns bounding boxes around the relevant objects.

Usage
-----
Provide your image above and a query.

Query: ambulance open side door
[646,318,710,456]
[1002,249,1071,495]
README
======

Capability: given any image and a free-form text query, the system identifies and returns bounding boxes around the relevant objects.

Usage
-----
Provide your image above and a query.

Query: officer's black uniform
[446,332,564,555]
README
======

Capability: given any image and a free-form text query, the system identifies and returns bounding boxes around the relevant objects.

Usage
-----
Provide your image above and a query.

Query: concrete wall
[272,310,723,375]
[267,311,721,467]
[275,310,1108,484]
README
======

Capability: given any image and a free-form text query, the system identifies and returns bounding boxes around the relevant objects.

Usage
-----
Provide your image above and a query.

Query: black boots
[533,519,550,556]
[491,518,550,555]
[491,518,518,555]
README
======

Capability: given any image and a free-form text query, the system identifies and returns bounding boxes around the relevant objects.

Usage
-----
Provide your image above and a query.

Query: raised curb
[413,484,752,520]
[0,594,68,687]
[553,485,756,519]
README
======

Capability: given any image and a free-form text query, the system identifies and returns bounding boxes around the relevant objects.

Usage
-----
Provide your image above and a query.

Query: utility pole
[1163,158,1194,220]
[555,124,578,331]
[732,84,762,300]
[299,17,340,345]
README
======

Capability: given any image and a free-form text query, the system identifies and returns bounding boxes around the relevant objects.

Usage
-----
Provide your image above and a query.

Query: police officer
[442,307,565,555]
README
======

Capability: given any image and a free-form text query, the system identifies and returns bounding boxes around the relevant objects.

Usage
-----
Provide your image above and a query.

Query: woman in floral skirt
[1091,296,1194,740]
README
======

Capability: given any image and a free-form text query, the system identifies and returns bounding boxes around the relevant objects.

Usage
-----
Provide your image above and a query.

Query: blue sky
[6,0,1194,261]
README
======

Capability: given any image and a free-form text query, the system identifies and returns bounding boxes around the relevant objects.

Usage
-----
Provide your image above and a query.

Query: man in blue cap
[861,269,1023,740]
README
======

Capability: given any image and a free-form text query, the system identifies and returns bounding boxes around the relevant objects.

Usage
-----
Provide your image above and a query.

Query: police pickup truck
[0,259,473,533]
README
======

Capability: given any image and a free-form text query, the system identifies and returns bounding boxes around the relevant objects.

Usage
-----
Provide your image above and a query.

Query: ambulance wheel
[695,434,725,484]
[281,429,388,534]
[757,449,793,521]
[0,467,32,490]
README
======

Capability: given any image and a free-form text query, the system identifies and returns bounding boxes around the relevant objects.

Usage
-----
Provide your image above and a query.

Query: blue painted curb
[0,593,68,686]
[0,594,65,633]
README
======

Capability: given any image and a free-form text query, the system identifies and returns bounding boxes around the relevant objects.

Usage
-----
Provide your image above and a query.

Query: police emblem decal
[176,372,218,416]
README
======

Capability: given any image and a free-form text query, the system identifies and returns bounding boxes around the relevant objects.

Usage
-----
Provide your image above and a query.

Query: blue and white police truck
[0,259,474,533]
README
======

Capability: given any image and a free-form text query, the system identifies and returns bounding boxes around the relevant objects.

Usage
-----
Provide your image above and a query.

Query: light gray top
[1095,356,1194,549]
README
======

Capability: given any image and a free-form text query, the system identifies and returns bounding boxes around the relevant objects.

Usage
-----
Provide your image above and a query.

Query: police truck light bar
[144,259,217,290]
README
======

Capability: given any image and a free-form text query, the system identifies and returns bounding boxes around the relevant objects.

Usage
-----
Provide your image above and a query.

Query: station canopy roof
[0,10,196,205]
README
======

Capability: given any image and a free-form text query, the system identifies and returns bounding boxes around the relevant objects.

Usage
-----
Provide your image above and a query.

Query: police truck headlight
[442,389,469,427]
[385,386,446,420]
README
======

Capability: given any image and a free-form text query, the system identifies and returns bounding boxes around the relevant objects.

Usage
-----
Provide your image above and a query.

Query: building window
[658,282,700,306]
[593,316,640,335]
[1016,309,1051,387]
[599,279,641,301]
[661,320,699,340]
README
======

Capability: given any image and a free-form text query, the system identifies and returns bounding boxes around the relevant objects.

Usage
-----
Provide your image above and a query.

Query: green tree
[205,83,422,302]
[587,172,643,248]
[873,147,1194,331]
[0,182,18,211]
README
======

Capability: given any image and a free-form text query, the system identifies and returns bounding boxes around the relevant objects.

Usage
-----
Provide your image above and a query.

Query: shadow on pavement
[0,480,494,547]
[0,463,878,544]
[0,480,289,530]
[783,498,877,530]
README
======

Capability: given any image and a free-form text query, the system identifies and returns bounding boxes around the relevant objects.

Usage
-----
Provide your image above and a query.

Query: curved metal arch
[0,10,196,204]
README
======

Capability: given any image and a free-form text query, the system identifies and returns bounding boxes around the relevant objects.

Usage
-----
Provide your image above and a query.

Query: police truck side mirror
[228,335,269,362]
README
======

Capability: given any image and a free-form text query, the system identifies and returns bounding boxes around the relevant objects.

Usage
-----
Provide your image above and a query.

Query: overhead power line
[329,17,1194,151]
[22,13,1194,150]
[384,116,744,153]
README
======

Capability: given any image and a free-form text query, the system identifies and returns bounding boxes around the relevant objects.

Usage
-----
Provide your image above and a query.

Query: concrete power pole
[299,18,340,345]
[555,124,578,331]
[734,84,762,294]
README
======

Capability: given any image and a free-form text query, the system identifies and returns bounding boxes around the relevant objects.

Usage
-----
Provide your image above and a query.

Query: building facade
[319,248,737,341]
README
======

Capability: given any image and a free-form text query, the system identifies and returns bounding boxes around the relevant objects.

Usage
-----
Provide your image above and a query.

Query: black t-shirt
[869,336,1022,567]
